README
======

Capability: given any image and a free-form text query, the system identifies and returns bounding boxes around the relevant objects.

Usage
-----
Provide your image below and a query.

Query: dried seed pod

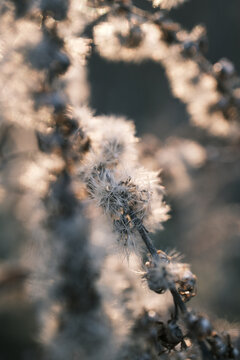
[143,251,196,300]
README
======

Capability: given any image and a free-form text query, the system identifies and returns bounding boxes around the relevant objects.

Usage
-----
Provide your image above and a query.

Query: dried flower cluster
[80,115,169,252]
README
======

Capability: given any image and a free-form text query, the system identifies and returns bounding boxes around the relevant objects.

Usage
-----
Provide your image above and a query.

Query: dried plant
[0,0,240,359]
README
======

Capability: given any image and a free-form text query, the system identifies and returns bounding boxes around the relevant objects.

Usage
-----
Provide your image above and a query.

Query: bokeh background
[88,0,240,322]
[1,1,240,358]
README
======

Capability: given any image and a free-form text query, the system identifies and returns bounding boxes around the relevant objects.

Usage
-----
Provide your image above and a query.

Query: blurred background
[1,1,240,358]
[88,0,240,322]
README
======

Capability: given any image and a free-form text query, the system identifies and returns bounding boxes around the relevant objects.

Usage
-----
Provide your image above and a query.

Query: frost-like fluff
[83,164,169,252]
[79,114,169,252]
[162,49,240,139]
[152,0,187,9]
[61,1,92,107]
[97,253,170,350]
[81,115,138,167]
[94,18,166,63]
[158,26,240,140]
[0,5,47,129]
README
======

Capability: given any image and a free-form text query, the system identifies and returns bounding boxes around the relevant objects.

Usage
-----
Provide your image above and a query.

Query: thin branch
[138,224,187,314]
[138,225,159,261]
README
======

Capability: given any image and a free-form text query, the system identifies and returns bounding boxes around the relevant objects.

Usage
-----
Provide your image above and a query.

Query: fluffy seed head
[79,115,169,253]
[80,115,138,167]
[84,164,168,249]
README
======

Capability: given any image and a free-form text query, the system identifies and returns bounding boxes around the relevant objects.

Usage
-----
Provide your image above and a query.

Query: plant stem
[138,224,187,314]
[138,225,159,262]
[170,287,186,314]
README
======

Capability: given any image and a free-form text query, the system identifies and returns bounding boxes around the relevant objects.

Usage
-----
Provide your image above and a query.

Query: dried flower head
[83,164,169,251]
[79,114,169,252]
